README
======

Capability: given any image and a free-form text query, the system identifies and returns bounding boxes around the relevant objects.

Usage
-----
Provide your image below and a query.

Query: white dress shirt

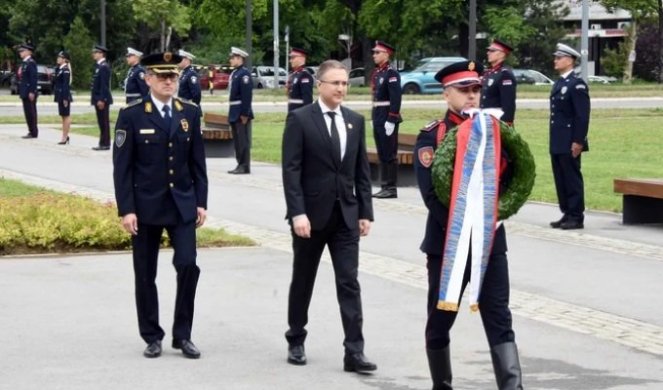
[318,99,347,160]
[150,95,173,119]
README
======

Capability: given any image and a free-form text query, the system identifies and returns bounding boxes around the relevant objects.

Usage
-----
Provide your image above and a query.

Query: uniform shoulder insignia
[421,120,441,132]
[176,97,198,107]
[125,99,142,109]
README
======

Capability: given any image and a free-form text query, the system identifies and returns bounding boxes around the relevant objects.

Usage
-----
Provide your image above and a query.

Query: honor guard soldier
[370,40,402,199]
[91,44,113,150]
[124,47,148,104]
[413,61,524,390]
[177,49,201,105]
[286,47,314,112]
[227,46,254,174]
[112,51,208,360]
[481,39,517,124]
[549,43,590,230]
[54,51,73,144]
[17,43,39,139]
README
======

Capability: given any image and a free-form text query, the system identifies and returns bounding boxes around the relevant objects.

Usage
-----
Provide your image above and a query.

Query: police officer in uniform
[17,43,39,139]
[286,47,314,112]
[370,41,402,199]
[177,49,201,105]
[481,39,517,124]
[413,61,523,390]
[227,47,254,174]
[91,44,113,150]
[54,50,73,144]
[113,51,208,360]
[124,47,148,104]
[549,43,590,230]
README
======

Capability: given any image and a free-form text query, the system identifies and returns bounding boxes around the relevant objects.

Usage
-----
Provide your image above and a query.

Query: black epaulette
[420,119,441,132]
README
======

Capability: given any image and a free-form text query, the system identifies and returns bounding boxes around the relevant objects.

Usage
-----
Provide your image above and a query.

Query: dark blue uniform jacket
[549,72,590,154]
[53,64,72,103]
[228,66,254,123]
[287,66,314,112]
[178,65,201,105]
[125,64,149,103]
[371,64,402,126]
[481,63,517,123]
[19,57,38,99]
[91,60,113,105]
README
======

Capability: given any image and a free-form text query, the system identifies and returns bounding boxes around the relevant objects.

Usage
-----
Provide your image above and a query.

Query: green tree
[133,0,192,52]
[62,16,95,90]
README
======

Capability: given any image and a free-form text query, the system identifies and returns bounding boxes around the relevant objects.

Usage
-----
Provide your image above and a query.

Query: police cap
[92,44,108,53]
[140,52,182,75]
[17,43,35,52]
[488,39,513,54]
[289,47,308,57]
[177,49,195,60]
[434,61,484,88]
[126,47,143,57]
[230,47,249,58]
[57,51,71,61]
[553,43,580,59]
[372,40,395,55]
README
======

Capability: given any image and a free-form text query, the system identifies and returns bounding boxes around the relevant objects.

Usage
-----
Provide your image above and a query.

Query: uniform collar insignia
[174,100,183,111]
[145,101,152,113]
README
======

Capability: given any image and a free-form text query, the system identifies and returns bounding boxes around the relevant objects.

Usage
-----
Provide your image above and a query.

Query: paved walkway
[1,125,662,389]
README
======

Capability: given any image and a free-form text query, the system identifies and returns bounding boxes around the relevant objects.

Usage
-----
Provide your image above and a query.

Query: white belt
[126,93,141,97]
[372,101,390,107]
[229,101,242,106]
[288,99,304,104]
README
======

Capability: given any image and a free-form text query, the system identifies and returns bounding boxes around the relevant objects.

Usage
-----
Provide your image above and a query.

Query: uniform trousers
[132,219,200,343]
[372,122,399,164]
[551,153,585,221]
[285,202,365,354]
[22,97,38,137]
[95,105,111,147]
[425,251,515,350]
[231,120,252,170]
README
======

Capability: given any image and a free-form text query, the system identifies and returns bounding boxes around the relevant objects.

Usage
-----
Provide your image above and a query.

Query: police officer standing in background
[17,43,38,139]
[177,49,201,106]
[286,47,314,112]
[549,43,590,230]
[481,39,517,125]
[113,51,208,360]
[124,47,148,104]
[91,45,113,150]
[227,47,254,175]
[54,51,73,145]
[370,41,402,199]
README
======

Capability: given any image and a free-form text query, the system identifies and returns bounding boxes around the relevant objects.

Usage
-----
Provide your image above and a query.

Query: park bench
[613,178,663,224]
[201,112,234,157]
[367,133,417,186]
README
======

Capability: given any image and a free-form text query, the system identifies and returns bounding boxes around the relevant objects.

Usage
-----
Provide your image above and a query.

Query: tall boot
[427,347,453,390]
[490,342,523,390]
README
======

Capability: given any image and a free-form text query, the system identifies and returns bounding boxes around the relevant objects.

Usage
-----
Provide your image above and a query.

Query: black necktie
[326,111,341,163]
[162,105,172,132]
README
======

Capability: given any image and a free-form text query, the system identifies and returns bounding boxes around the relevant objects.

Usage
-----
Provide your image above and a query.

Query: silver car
[251,66,287,89]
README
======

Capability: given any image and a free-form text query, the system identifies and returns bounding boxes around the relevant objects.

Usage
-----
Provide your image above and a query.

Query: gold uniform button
[169,183,174,188]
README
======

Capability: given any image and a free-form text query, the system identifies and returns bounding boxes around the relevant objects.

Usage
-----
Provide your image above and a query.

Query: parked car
[400,56,466,94]
[198,64,232,90]
[348,67,365,87]
[588,75,616,84]
[512,69,554,85]
[251,66,288,89]
[304,66,319,79]
[10,64,54,95]
[0,70,13,87]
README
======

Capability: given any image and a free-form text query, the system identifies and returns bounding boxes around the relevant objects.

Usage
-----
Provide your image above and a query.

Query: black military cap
[289,47,308,57]
[488,39,513,54]
[372,40,395,55]
[57,51,71,61]
[434,61,484,87]
[92,44,108,53]
[140,51,183,74]
[17,43,35,52]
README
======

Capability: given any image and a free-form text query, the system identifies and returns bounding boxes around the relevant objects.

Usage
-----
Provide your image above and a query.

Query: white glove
[385,121,396,136]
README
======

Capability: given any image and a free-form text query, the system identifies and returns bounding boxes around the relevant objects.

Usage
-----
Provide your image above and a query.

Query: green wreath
[431,122,535,220]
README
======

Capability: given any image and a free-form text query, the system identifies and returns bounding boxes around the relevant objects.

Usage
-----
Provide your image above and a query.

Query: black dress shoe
[287,345,306,366]
[92,145,110,151]
[172,339,201,359]
[550,218,566,228]
[372,188,397,199]
[343,352,377,373]
[21,134,36,139]
[228,167,250,175]
[143,340,162,358]
[560,220,584,230]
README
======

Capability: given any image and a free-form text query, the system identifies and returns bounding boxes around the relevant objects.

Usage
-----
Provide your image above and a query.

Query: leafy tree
[62,17,95,90]
[132,0,192,52]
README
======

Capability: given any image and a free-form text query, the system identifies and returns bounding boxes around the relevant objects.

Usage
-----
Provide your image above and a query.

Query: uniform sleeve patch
[418,146,434,168]
[576,84,586,89]
[389,77,398,83]
[243,75,250,84]
[139,72,145,80]
[301,78,310,83]
[502,79,513,86]
[115,130,127,148]
[191,76,198,84]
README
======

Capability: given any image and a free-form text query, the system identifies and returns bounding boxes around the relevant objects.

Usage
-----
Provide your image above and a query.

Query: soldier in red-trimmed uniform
[286,48,314,112]
[481,39,517,125]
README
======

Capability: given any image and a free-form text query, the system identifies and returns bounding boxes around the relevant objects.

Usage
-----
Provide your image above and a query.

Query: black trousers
[551,153,585,221]
[425,251,515,350]
[372,122,399,163]
[95,105,111,147]
[22,97,38,137]
[231,120,252,170]
[285,203,365,354]
[132,220,200,343]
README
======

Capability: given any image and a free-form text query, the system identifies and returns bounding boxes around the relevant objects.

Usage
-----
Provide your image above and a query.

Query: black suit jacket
[282,102,373,231]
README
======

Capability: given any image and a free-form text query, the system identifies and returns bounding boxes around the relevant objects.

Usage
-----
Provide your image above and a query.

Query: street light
[338,34,352,69]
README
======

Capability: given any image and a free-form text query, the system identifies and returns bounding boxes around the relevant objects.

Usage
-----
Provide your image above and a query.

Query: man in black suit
[281,59,377,373]
[91,45,113,150]
[549,43,590,230]
[17,43,39,139]
[113,51,208,359]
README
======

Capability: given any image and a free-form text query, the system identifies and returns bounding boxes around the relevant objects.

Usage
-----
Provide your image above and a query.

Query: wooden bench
[202,112,234,157]
[613,178,663,224]
[367,133,417,186]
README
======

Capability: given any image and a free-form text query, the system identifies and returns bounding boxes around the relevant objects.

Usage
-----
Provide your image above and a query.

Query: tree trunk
[659,0,663,83]
[623,19,637,84]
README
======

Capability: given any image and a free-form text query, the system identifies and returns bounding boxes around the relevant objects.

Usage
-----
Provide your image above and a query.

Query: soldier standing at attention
[481,39,517,125]
[124,47,148,104]
[91,45,113,151]
[17,43,39,139]
[113,51,208,360]
[370,41,402,199]
[286,47,314,112]
[227,47,254,175]
[54,51,73,145]
[177,49,201,105]
[549,43,590,230]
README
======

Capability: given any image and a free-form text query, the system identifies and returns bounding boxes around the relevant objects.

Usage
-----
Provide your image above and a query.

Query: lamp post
[338,34,352,69]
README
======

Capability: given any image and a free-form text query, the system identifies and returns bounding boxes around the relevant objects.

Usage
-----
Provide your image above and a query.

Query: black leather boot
[490,342,523,390]
[427,347,453,390]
